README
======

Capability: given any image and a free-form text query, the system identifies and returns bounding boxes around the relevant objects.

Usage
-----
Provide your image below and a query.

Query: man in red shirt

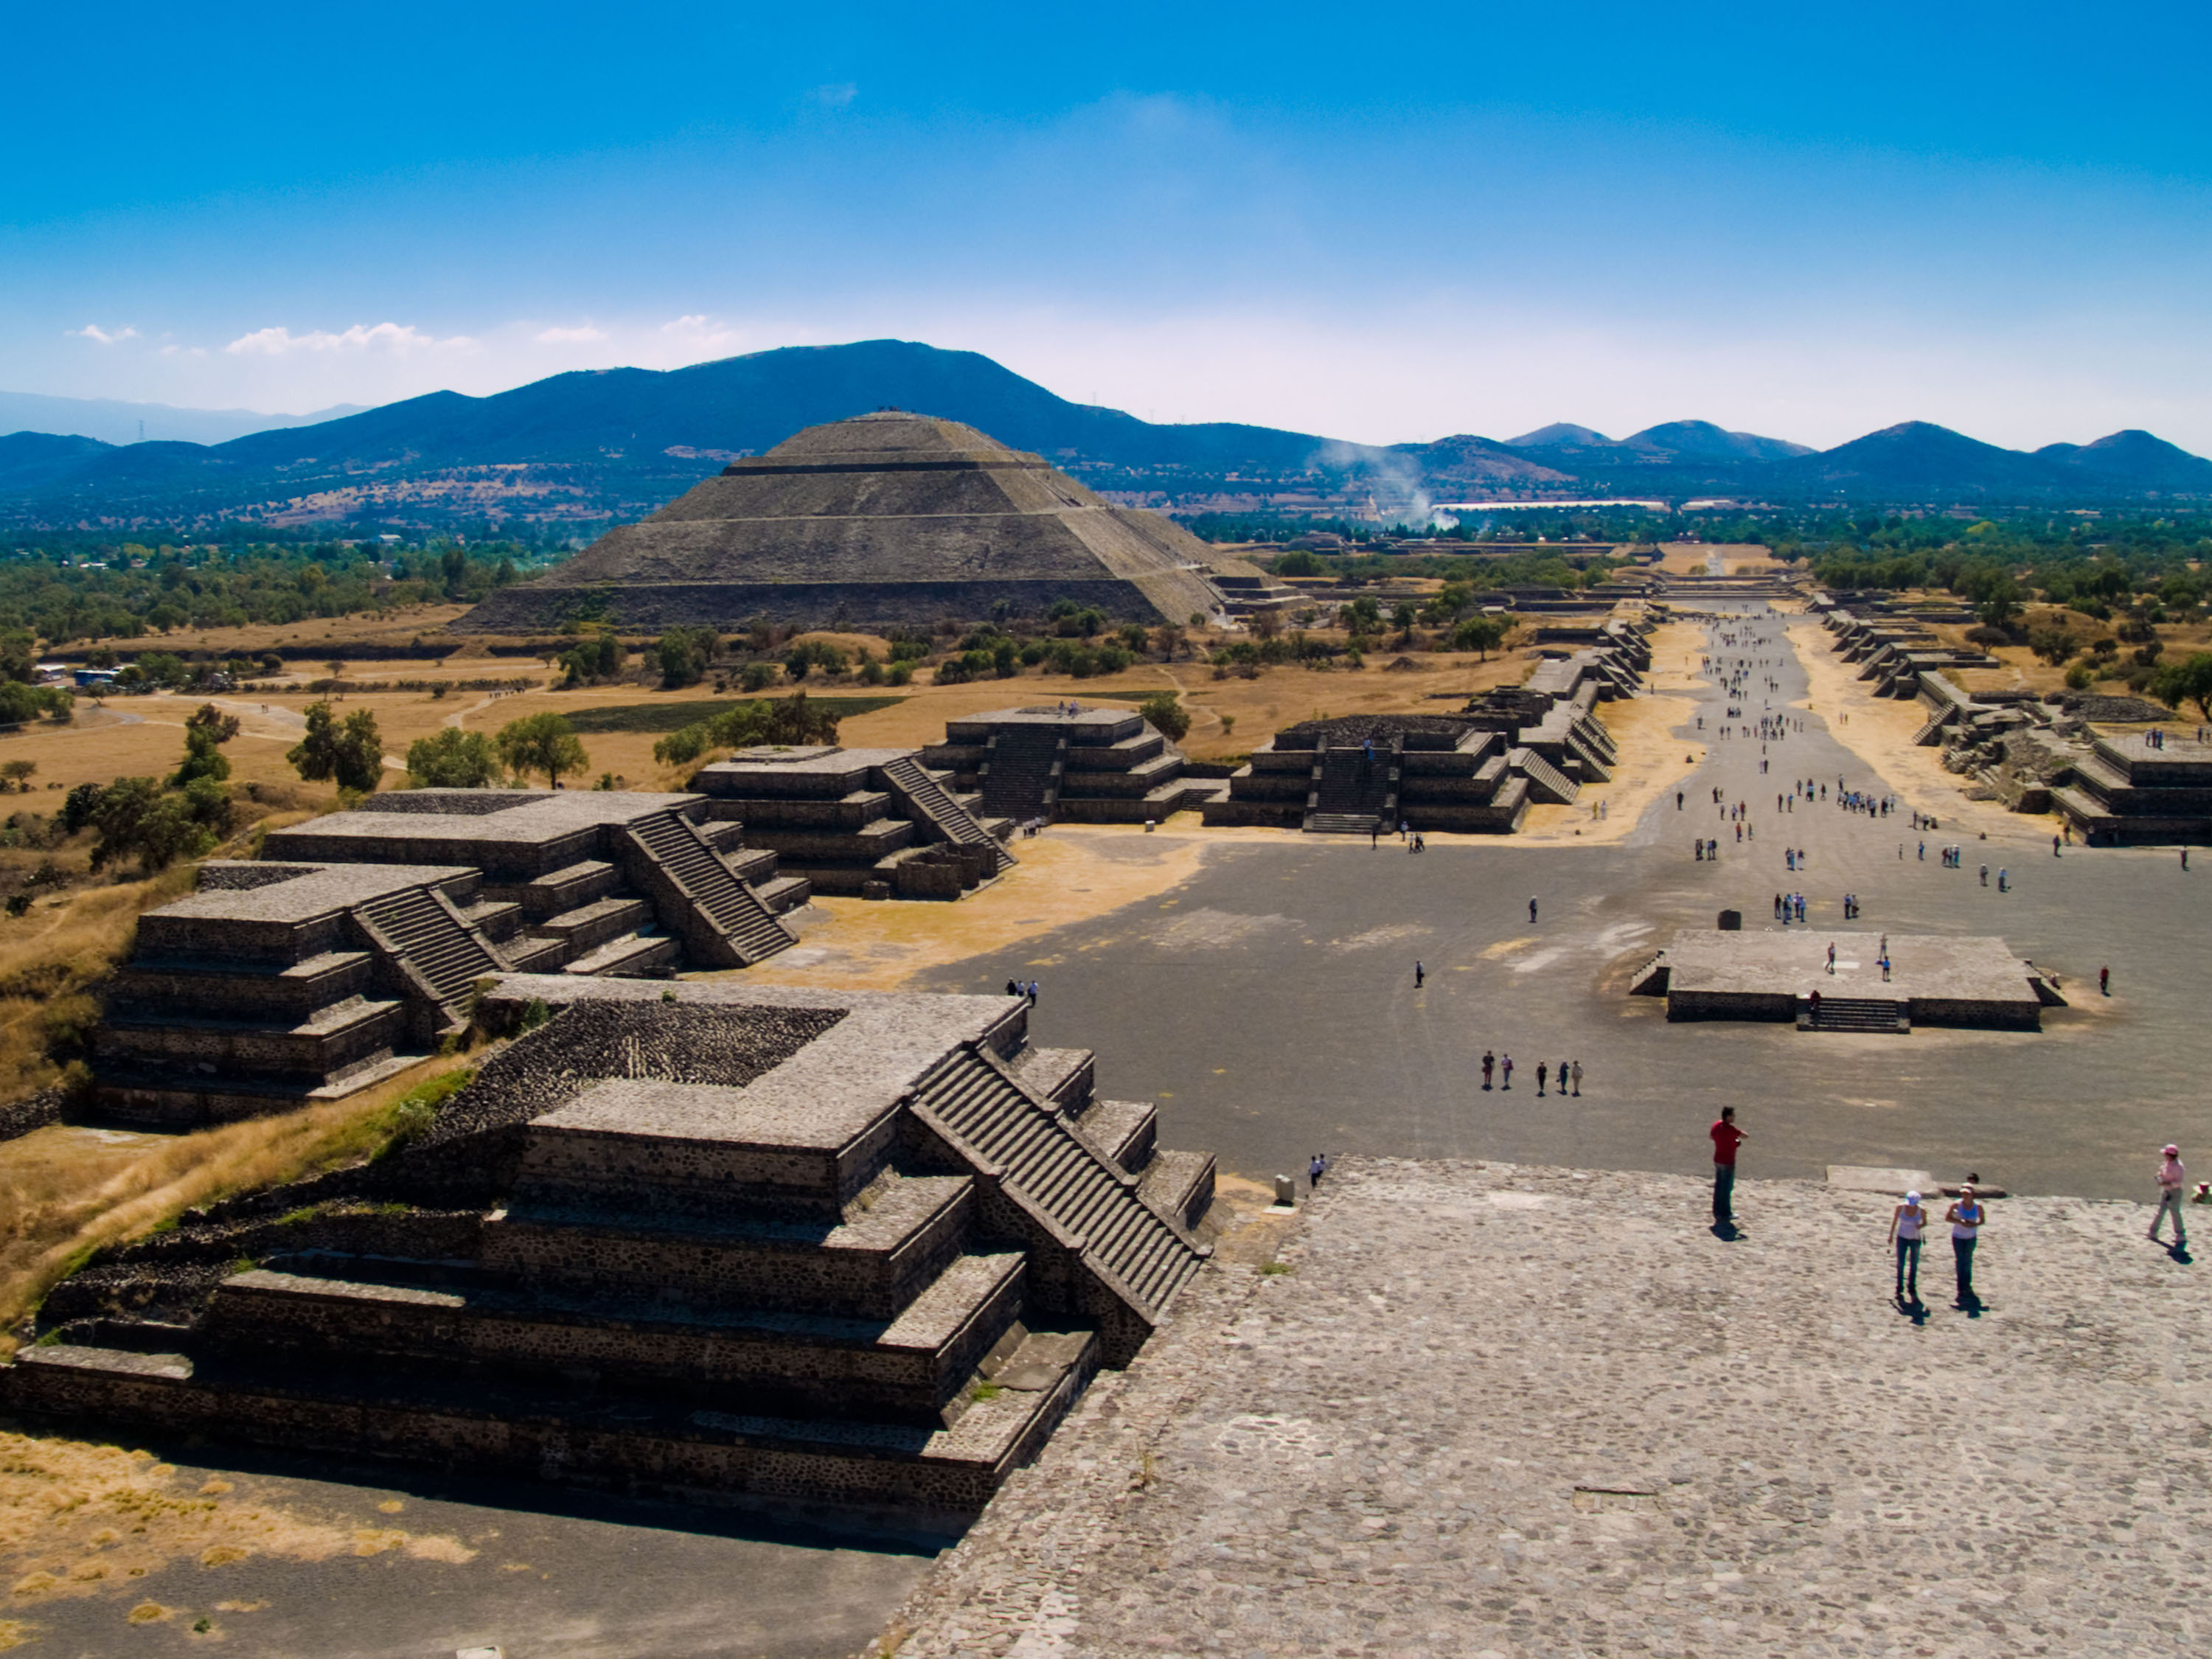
[1711,1107,1745,1223]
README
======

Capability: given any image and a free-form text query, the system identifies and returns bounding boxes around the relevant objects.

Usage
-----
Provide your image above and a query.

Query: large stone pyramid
[458,411,1272,633]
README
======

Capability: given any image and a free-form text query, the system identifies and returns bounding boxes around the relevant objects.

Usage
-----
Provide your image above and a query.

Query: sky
[5,1,2212,452]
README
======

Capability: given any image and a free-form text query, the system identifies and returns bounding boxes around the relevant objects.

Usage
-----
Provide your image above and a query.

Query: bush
[1137,692,1190,741]
[650,693,844,768]
[2064,660,2097,690]
[739,660,779,692]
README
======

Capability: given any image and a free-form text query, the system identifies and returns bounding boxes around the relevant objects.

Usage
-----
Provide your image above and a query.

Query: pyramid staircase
[350,886,506,1043]
[912,1047,1207,1319]
[880,755,1015,874]
[618,810,796,967]
[978,727,1067,821]
[1303,744,1395,833]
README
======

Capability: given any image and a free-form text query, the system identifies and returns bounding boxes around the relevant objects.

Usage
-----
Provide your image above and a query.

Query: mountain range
[1,339,2207,529]
[0,389,365,449]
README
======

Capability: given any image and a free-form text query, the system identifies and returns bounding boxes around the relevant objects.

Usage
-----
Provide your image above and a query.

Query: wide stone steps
[1507,746,1581,805]
[881,755,1015,873]
[917,1048,1203,1312]
[1303,811,1380,834]
[626,810,794,965]
[352,886,504,1015]
[978,728,1065,821]
[1798,996,1910,1034]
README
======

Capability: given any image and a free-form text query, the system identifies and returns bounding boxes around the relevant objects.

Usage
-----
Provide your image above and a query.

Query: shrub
[740,660,779,692]
[655,626,720,689]
[2064,660,2097,690]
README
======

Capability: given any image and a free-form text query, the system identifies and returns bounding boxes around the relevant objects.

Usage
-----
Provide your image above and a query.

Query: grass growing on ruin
[0,1060,473,1361]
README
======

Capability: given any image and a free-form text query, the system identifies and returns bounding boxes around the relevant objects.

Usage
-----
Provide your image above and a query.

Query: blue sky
[6,1,2211,451]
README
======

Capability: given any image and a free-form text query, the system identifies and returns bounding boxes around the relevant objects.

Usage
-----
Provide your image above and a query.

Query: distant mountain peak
[1506,422,1613,449]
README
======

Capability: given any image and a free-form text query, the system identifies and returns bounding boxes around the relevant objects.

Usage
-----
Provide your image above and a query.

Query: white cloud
[658,313,748,355]
[534,324,607,344]
[812,82,858,109]
[69,324,139,345]
[223,321,474,356]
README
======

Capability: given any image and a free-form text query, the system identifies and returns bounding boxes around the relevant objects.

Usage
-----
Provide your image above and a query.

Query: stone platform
[886,1158,2210,1659]
[7,978,1217,1533]
[1634,928,2058,1030]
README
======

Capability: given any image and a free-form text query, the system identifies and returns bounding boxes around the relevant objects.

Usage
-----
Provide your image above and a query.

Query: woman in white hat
[2151,1145,2188,1250]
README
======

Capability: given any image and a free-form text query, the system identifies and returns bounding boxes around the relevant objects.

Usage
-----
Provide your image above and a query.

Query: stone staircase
[978,727,1067,821]
[1304,745,1394,832]
[351,885,504,1038]
[880,755,1015,874]
[1507,745,1581,805]
[618,810,796,967]
[913,1047,1206,1315]
[1798,995,1910,1034]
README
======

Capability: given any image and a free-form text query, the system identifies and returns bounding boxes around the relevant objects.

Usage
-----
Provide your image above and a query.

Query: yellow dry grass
[731,827,1218,993]
[0,1056,465,1364]
[1653,542,1780,576]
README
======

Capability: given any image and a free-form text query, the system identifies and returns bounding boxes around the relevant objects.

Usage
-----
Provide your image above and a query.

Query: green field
[563,695,906,734]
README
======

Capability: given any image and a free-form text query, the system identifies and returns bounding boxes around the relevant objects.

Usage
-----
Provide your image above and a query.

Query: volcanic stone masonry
[93,789,810,1126]
[455,411,1300,635]
[4,979,1217,1534]
[1203,618,1649,834]
[1816,593,2212,844]
[1630,928,2063,1032]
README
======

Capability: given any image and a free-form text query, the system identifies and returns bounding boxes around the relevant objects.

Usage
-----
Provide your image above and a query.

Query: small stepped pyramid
[1303,744,1393,833]
[8,979,1222,1530]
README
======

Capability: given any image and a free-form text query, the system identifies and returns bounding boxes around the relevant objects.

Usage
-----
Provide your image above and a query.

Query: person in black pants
[1946,1186,1985,1305]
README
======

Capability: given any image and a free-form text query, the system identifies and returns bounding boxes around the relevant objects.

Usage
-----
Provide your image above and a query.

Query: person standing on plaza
[1570,1059,1583,1096]
[1501,1053,1514,1089]
[1888,1189,1927,1304]
[1528,897,1540,924]
[1947,1185,1985,1307]
[1710,1107,1745,1223]
[1414,960,1425,988]
[1481,1049,1495,1091]
[1537,1060,1548,1096]
[2101,965,2111,995]
[2150,1144,2188,1249]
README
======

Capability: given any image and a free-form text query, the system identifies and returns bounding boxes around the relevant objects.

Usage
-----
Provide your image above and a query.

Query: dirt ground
[1653,542,1781,576]
[1520,619,1705,846]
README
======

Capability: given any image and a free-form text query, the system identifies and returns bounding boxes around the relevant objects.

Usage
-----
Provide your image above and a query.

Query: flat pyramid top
[748,411,1032,468]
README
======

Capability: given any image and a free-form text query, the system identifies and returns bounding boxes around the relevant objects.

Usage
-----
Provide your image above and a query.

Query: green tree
[1135,691,1191,741]
[655,626,720,689]
[88,776,229,874]
[288,701,385,793]
[406,728,501,787]
[2150,652,2212,720]
[496,712,589,787]
[1451,616,1508,659]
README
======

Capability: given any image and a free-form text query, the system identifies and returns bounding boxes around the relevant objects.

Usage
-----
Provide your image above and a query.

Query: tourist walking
[2100,965,2111,995]
[1414,960,1425,988]
[1528,897,1539,924]
[1569,1059,1582,1096]
[1481,1050,1495,1090]
[1888,1189,1927,1304]
[1710,1107,1745,1222]
[1537,1061,1548,1096]
[1309,1151,1329,1188]
[1501,1054,1514,1089]
[1947,1186,1985,1307]
[1006,978,1020,998]
[2150,1144,2188,1249]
